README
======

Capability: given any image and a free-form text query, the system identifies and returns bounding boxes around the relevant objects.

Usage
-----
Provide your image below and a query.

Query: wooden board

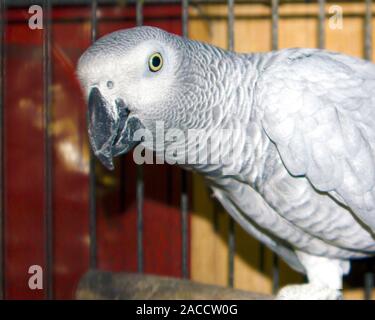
[76,270,272,300]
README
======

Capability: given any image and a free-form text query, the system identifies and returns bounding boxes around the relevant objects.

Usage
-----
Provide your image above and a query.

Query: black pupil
[152,56,161,68]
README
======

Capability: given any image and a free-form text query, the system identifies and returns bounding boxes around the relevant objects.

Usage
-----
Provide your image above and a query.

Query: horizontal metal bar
[7,0,374,7]
[6,11,375,25]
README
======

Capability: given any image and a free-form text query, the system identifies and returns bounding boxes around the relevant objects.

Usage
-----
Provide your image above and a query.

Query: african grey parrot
[77,26,375,299]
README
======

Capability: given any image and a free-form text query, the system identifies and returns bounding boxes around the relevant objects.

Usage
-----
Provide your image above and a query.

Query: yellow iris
[148,52,163,72]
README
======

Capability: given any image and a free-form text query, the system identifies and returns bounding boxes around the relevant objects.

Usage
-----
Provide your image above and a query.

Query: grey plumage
[77,26,375,299]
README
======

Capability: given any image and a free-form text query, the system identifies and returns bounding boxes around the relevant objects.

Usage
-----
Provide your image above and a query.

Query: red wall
[4,4,190,299]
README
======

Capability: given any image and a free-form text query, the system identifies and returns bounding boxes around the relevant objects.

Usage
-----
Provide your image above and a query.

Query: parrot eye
[148,53,163,72]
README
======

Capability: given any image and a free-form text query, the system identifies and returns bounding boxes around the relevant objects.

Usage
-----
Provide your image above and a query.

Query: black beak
[87,87,143,170]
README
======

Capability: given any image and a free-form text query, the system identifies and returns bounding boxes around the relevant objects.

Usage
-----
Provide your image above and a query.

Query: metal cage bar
[270,0,280,294]
[227,0,236,288]
[365,0,372,60]
[8,0,375,6]
[136,0,144,274]
[318,0,325,49]
[180,171,189,279]
[1,0,373,300]
[43,0,53,300]
[136,0,144,27]
[365,266,374,300]
[0,0,6,301]
[181,0,189,280]
[17,12,374,24]
[136,165,144,273]
[89,0,98,270]
[364,0,373,300]
[227,0,235,52]
[182,0,189,37]
[271,0,279,51]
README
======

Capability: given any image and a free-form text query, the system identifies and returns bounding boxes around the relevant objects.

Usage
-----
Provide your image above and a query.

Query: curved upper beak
[87,87,143,170]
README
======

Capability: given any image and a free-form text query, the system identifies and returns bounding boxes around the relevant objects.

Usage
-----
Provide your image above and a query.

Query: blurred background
[0,0,374,300]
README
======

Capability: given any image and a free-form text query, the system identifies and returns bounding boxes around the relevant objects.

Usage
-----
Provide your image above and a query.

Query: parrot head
[77,26,231,169]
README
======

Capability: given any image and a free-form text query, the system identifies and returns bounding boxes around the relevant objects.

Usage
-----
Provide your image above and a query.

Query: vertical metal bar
[0,0,6,301]
[228,219,235,287]
[180,172,188,279]
[228,0,234,51]
[271,0,279,51]
[364,271,374,300]
[136,0,144,27]
[136,165,144,273]
[136,0,144,274]
[258,243,265,271]
[182,0,189,38]
[43,0,53,300]
[89,0,98,270]
[227,0,235,288]
[119,161,126,212]
[318,0,326,49]
[272,254,279,294]
[364,0,373,299]
[181,0,189,280]
[271,0,279,293]
[365,0,372,60]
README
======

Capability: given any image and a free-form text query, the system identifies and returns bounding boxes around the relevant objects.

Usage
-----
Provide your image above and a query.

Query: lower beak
[87,87,143,170]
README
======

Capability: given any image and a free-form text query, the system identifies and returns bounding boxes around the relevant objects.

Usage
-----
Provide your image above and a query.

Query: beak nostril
[106,80,114,89]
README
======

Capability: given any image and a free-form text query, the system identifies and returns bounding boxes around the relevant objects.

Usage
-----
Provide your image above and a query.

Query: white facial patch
[116,40,178,111]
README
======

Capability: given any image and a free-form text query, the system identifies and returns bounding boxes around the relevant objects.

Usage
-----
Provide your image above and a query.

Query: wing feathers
[260,48,375,231]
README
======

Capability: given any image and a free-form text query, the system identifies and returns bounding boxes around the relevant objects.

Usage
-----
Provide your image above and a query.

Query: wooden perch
[76,270,273,300]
